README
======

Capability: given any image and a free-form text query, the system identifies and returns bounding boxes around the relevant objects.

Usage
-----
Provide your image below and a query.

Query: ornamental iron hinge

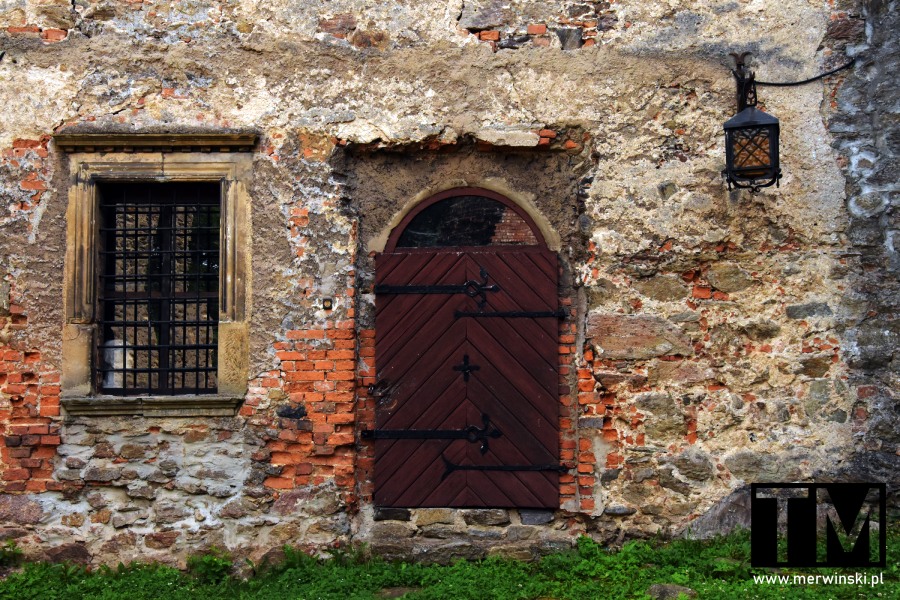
[361,413,502,454]
[374,267,499,308]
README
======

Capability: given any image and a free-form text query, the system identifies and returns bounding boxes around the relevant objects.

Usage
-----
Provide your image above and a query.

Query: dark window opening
[396,195,538,248]
[98,182,220,395]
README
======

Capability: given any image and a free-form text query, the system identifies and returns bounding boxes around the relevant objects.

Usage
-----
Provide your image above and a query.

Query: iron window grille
[98,182,220,395]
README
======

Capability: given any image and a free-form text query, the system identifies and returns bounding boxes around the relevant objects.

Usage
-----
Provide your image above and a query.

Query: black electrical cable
[737,58,856,87]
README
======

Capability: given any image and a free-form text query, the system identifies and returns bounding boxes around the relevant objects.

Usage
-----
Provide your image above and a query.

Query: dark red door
[373,246,559,508]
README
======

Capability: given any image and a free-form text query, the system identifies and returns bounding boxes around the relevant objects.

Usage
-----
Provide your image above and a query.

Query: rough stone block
[724,450,803,482]
[797,355,832,378]
[739,320,781,340]
[218,499,250,520]
[273,485,341,517]
[847,219,884,246]
[634,393,686,438]
[657,466,691,495]
[785,303,833,319]
[519,509,554,525]
[603,504,636,516]
[83,466,122,482]
[706,262,755,292]
[849,321,899,368]
[649,360,716,386]
[506,525,537,540]
[372,521,416,538]
[46,543,91,565]
[632,468,655,483]
[373,507,411,521]
[0,278,9,316]
[578,416,605,430]
[556,27,583,50]
[64,457,86,469]
[112,511,143,529]
[497,35,531,49]
[634,275,688,301]
[487,544,534,560]
[154,503,188,524]
[589,315,693,359]
[670,447,714,481]
[145,531,180,549]
[461,509,509,526]
[466,526,504,540]
[458,0,508,30]
[56,468,84,481]
[600,468,621,483]
[414,508,455,527]
[413,540,486,564]
[680,486,751,540]
[118,443,147,459]
[420,525,457,539]
[126,482,156,499]
[0,495,43,524]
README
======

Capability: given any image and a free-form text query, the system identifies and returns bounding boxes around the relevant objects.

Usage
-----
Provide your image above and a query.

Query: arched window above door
[387,188,546,251]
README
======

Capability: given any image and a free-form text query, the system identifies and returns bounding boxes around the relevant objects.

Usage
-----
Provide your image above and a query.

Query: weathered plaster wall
[0,0,894,564]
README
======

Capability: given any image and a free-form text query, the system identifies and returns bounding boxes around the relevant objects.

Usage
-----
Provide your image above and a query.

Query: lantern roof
[724,106,779,130]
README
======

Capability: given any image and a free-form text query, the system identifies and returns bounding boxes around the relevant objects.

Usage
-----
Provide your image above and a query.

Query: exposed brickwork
[460,2,618,51]
[0,300,62,493]
[489,207,539,244]
[558,297,579,510]
[242,323,359,493]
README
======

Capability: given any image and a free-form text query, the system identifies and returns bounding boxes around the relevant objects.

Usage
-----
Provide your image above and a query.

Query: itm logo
[751,483,886,568]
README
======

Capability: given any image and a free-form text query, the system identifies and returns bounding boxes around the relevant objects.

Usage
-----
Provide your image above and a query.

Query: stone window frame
[56,134,255,417]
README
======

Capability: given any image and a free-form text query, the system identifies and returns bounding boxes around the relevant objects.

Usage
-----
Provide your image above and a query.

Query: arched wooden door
[368,188,561,508]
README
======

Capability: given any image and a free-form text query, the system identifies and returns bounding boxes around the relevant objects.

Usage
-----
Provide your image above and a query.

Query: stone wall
[824,0,899,491]
[0,0,895,565]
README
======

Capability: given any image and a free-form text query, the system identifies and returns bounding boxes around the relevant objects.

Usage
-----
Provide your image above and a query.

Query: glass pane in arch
[396,195,539,248]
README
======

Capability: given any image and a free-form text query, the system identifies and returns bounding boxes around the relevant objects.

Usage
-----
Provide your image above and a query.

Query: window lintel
[54,132,257,154]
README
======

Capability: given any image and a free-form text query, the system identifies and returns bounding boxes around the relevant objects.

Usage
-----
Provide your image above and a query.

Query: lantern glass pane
[731,127,771,178]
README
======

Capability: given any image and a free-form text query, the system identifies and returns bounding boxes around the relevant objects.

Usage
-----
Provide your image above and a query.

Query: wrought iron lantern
[723,53,781,192]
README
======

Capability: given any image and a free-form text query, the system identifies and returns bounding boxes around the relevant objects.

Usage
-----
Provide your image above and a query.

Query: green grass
[0,526,897,600]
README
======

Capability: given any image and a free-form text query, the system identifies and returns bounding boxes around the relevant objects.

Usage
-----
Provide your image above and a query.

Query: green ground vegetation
[0,525,897,599]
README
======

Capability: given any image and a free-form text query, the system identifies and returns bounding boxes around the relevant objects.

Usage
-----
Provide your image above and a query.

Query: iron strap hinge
[374,267,499,308]
[440,456,568,481]
[362,413,502,454]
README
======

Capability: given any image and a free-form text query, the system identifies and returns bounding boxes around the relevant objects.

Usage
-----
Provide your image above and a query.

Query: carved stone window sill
[61,395,243,417]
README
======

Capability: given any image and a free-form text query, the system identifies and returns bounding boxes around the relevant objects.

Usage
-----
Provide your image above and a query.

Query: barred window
[98,182,220,395]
